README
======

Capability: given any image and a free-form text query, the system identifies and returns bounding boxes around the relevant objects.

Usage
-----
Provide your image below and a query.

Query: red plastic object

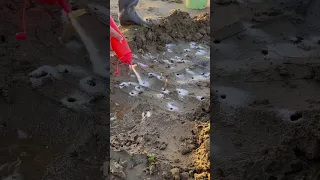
[39,0,56,4]
[16,0,70,41]
[16,32,27,40]
[16,0,28,40]
[110,16,132,65]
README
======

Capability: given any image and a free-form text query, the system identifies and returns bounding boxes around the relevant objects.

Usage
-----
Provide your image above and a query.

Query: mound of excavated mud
[127,10,210,51]
[193,122,210,180]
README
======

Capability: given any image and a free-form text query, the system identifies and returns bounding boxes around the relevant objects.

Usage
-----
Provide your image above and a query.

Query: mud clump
[193,122,210,180]
[129,10,210,51]
[188,98,210,122]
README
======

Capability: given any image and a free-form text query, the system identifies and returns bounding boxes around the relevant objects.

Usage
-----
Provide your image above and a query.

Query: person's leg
[118,0,152,26]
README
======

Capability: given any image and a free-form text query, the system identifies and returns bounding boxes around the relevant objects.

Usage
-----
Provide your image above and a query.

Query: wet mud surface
[212,0,320,179]
[0,0,109,179]
[110,8,210,180]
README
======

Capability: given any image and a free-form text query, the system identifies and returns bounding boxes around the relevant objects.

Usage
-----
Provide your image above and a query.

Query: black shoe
[118,0,153,26]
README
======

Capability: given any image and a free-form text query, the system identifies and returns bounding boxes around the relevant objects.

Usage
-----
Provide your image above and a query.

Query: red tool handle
[110,16,132,65]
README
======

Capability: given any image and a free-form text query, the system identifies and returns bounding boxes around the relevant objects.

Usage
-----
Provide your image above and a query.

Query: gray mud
[212,0,320,179]
[110,10,210,180]
[0,0,108,179]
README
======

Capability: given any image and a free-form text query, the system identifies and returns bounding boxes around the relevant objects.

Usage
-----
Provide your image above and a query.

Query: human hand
[110,26,123,40]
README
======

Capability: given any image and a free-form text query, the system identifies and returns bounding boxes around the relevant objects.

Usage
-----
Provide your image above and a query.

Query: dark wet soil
[0,0,108,179]
[212,0,320,179]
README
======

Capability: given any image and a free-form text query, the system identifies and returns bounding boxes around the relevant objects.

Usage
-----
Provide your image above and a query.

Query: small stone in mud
[220,94,226,99]
[170,168,181,180]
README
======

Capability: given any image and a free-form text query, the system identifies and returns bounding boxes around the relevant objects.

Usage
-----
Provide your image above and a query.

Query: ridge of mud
[124,10,210,51]
[193,122,210,180]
